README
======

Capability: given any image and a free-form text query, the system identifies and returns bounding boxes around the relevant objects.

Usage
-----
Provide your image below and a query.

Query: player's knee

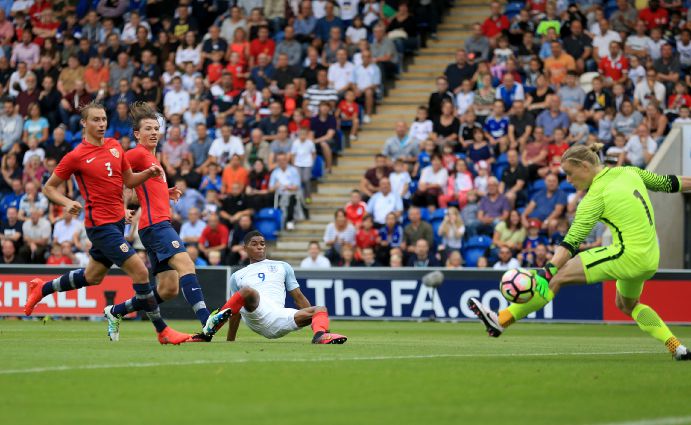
[315,305,328,314]
[239,287,258,302]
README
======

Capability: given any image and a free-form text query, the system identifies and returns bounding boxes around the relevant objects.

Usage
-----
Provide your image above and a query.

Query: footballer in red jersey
[24,102,191,345]
[104,102,212,342]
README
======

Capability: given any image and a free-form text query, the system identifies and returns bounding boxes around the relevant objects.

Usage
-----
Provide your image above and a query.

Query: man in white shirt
[366,177,403,226]
[163,76,191,119]
[625,20,652,58]
[414,154,448,211]
[208,124,245,168]
[352,49,381,123]
[492,246,521,270]
[327,48,355,95]
[269,153,302,230]
[592,19,621,61]
[200,231,346,344]
[633,69,666,111]
[52,212,83,245]
[300,241,332,268]
[625,124,658,168]
[179,207,206,245]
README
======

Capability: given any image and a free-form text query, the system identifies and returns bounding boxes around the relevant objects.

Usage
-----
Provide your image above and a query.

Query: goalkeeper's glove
[531,262,558,298]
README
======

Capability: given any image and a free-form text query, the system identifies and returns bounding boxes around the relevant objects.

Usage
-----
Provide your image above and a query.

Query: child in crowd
[409,105,433,144]
[338,89,360,142]
[568,111,590,145]
[389,158,412,201]
[290,127,316,201]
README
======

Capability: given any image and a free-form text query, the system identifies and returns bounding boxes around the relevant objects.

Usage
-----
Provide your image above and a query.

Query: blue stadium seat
[408,180,418,197]
[529,178,546,198]
[504,2,524,19]
[559,180,576,194]
[431,209,446,246]
[465,235,493,249]
[461,235,492,267]
[312,155,324,180]
[256,208,282,241]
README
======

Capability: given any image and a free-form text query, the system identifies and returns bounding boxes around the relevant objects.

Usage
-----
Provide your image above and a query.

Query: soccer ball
[500,268,535,304]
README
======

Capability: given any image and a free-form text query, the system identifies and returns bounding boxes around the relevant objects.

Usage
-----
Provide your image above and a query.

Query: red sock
[311,311,329,334]
[221,292,245,313]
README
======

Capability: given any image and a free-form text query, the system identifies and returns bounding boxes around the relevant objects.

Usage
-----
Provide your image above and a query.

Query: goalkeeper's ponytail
[563,143,603,167]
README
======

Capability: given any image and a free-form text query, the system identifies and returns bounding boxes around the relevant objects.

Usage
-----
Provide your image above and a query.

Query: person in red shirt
[45,243,73,265]
[338,89,360,140]
[226,51,248,90]
[598,41,629,87]
[198,212,230,259]
[24,102,191,345]
[206,50,225,84]
[105,102,213,340]
[249,26,276,66]
[481,1,510,47]
[288,108,311,136]
[639,0,669,31]
[355,215,380,259]
[344,189,368,227]
[546,128,569,165]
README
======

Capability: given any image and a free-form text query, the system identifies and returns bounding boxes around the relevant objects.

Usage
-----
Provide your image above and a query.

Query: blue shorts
[86,219,136,268]
[139,221,187,275]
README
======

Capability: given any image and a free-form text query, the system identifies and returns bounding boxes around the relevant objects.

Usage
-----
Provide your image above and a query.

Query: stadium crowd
[0,0,446,267]
[305,0,685,269]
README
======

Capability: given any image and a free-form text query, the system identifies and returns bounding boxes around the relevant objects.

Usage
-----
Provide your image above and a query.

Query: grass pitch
[1,320,691,425]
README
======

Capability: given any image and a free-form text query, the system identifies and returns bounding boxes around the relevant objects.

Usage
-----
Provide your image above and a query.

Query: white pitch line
[592,416,691,425]
[0,350,660,376]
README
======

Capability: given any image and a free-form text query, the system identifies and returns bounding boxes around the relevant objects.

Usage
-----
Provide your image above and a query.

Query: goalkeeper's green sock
[499,287,556,328]
[632,304,682,353]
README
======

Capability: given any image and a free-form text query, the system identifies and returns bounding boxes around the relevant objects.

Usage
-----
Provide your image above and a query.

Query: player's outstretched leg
[25,269,92,316]
[295,306,348,344]
[616,289,691,361]
[202,287,254,336]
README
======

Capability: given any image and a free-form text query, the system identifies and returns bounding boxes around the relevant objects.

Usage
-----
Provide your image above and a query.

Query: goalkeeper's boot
[103,305,122,342]
[24,278,46,316]
[312,331,348,344]
[157,327,193,345]
[467,297,504,338]
[203,308,232,336]
[674,346,691,361]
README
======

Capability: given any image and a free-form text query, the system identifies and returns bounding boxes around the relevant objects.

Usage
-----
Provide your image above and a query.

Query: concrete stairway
[271,1,485,265]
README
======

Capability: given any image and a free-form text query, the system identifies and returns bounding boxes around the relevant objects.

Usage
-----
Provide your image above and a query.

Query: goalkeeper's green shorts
[580,243,659,299]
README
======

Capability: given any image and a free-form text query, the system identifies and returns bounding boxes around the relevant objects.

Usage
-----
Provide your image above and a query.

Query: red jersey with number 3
[126,144,171,230]
[54,138,130,228]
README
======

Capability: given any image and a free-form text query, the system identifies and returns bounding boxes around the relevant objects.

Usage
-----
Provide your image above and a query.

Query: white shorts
[241,297,300,339]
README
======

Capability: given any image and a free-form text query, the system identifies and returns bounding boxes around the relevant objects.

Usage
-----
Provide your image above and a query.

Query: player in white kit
[200,231,348,344]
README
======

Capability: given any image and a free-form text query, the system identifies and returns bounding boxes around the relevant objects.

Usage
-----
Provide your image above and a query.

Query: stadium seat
[504,2,524,19]
[431,209,446,246]
[579,72,599,93]
[312,155,324,180]
[465,235,493,250]
[461,235,492,267]
[559,180,576,194]
[255,208,282,241]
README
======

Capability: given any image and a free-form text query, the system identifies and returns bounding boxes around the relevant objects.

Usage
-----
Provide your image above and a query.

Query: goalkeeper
[468,143,691,360]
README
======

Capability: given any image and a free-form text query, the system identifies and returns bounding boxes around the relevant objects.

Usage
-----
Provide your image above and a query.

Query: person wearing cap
[521,173,567,234]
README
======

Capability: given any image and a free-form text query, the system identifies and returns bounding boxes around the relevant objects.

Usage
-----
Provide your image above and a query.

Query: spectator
[163,76,190,119]
[522,243,551,268]
[625,124,658,168]
[310,101,337,172]
[353,49,380,123]
[492,246,520,270]
[45,243,73,265]
[11,31,40,68]
[336,244,363,267]
[592,18,621,61]
[290,127,316,201]
[179,207,206,246]
[477,177,511,235]
[401,206,434,254]
[1,239,19,264]
[269,152,302,231]
[221,155,250,195]
[639,0,669,31]
[18,181,48,221]
[495,73,524,112]
[465,23,490,62]
[367,177,403,227]
[360,154,393,199]
[0,207,22,250]
[446,250,463,268]
[52,210,82,245]
[0,98,23,153]
[406,238,440,267]
[508,99,534,149]
[20,207,51,263]
[361,247,382,267]
[634,69,666,112]
[437,206,465,257]
[521,173,567,233]
[428,76,455,122]
[432,99,460,147]
[492,210,527,257]
[209,125,245,168]
[544,41,575,87]
[445,49,477,94]
[323,208,357,262]
[562,20,593,74]
[83,56,109,94]
[484,100,509,151]
[228,215,255,265]
[344,189,368,227]
[59,80,93,133]
[389,157,412,203]
[16,73,40,117]
[559,71,586,117]
[371,23,398,80]
[535,95,570,140]
[198,212,230,261]
[481,2,509,48]
[187,245,208,267]
[272,53,299,94]
[613,100,644,138]
[301,240,331,268]
[499,149,528,208]
[413,154,448,211]
[173,178,206,222]
[244,128,270,169]
[220,181,254,228]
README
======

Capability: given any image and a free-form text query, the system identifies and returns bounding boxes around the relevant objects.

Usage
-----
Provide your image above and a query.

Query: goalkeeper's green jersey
[561,167,681,264]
